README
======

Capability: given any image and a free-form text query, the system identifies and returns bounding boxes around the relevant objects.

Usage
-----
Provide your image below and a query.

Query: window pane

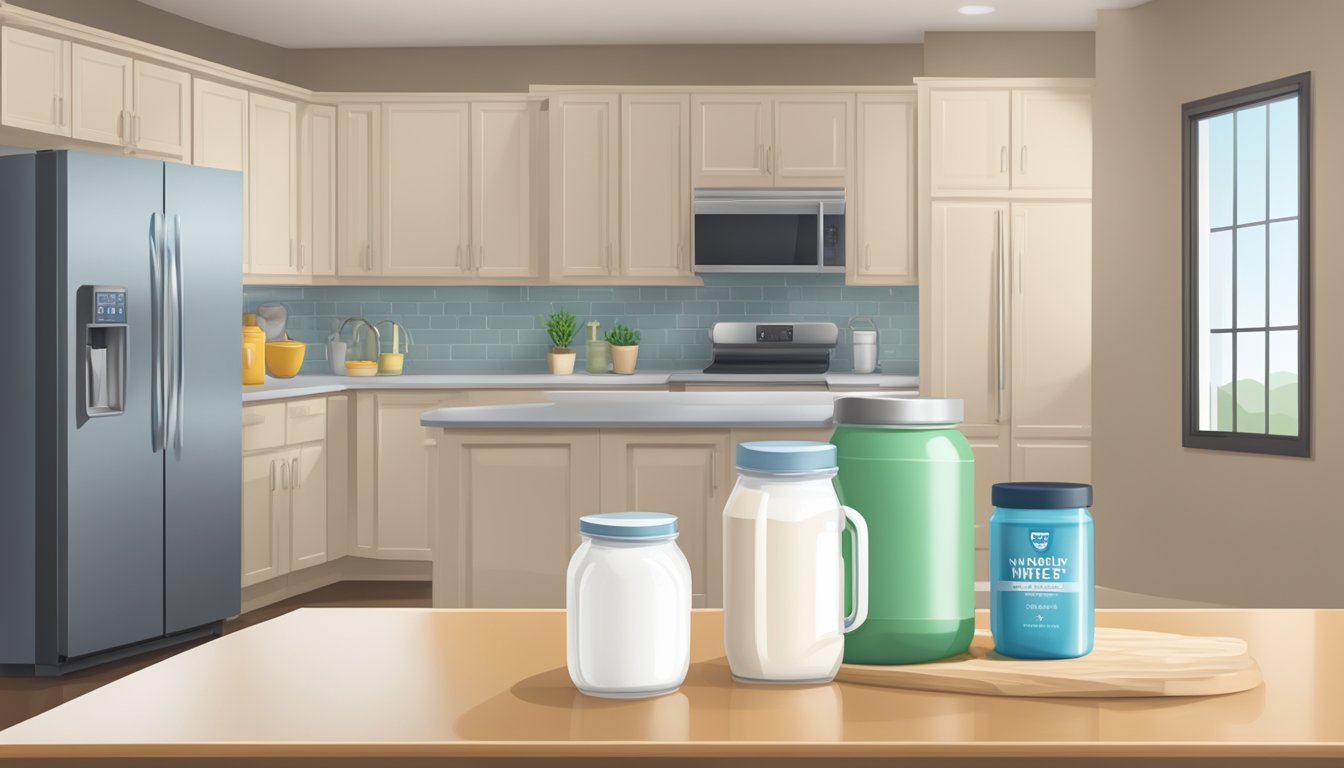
[1268,220,1298,327]
[1236,224,1265,328]
[1204,113,1234,230]
[1236,105,1267,225]
[1268,330,1299,437]
[1268,97,1299,220]
[1207,230,1233,328]
[1236,331,1266,434]
[1202,332,1234,432]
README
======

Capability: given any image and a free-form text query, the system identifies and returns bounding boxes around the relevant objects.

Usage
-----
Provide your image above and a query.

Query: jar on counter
[989,482,1094,660]
[566,512,691,698]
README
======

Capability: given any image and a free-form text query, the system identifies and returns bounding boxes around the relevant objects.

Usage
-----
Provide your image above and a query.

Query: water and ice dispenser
[77,285,127,421]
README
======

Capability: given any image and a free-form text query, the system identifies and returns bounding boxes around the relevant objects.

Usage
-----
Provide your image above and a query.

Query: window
[1183,73,1310,456]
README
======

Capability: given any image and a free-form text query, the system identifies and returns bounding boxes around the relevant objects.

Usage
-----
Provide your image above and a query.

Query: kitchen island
[0,609,1337,766]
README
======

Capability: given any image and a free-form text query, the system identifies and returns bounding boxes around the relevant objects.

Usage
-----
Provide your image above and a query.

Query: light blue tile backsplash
[243,274,918,374]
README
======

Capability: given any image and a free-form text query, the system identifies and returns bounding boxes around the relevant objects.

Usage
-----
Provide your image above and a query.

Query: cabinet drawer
[242,403,286,451]
[286,398,327,444]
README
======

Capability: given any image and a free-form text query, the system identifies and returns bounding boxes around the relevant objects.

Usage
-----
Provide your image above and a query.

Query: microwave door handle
[817,201,825,267]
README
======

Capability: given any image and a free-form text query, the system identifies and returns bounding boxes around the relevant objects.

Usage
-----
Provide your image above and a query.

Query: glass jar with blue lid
[989,482,1094,659]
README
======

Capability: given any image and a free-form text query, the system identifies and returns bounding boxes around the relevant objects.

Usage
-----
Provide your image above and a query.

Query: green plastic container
[832,397,974,665]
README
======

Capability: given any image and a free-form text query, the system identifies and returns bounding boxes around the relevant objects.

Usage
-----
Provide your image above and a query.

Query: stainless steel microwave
[692,188,845,273]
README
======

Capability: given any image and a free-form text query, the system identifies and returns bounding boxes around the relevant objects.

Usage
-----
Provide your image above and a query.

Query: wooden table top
[0,608,1340,762]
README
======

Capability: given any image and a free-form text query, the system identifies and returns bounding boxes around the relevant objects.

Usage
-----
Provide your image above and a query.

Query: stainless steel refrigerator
[0,150,242,675]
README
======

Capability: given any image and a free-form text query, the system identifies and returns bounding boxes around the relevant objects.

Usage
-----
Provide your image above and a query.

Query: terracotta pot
[548,348,576,375]
[610,344,639,375]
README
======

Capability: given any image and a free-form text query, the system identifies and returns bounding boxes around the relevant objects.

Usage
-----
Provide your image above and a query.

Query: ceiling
[135,0,1146,48]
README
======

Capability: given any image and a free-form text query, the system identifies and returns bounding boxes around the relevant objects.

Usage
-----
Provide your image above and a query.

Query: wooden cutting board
[835,628,1262,698]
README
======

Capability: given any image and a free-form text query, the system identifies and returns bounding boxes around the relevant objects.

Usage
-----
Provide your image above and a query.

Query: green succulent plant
[605,324,641,347]
[544,308,578,350]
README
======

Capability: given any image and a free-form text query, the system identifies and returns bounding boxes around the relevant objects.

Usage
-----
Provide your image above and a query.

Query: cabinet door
[691,94,771,187]
[773,94,851,182]
[131,60,190,159]
[373,394,447,560]
[337,104,381,276]
[247,94,298,275]
[599,431,731,608]
[191,79,247,172]
[300,104,336,276]
[382,102,470,277]
[435,431,599,608]
[622,93,691,278]
[1012,89,1092,194]
[852,93,915,283]
[472,101,535,278]
[290,442,328,572]
[1,28,70,136]
[241,452,286,587]
[929,89,1010,193]
[549,94,619,278]
[1012,440,1091,485]
[966,434,1010,558]
[69,43,131,147]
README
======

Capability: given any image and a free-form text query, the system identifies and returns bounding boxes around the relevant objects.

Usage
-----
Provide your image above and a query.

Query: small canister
[567,512,691,698]
[989,482,1094,659]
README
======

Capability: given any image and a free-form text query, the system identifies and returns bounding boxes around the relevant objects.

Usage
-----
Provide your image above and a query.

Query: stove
[702,322,839,374]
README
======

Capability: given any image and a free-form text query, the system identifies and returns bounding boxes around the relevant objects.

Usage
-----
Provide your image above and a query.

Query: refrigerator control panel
[93,290,126,324]
[76,285,127,423]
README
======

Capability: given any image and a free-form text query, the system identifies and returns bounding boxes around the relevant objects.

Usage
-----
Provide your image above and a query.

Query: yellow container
[345,360,378,377]
[265,340,305,378]
[378,352,405,375]
[242,325,266,385]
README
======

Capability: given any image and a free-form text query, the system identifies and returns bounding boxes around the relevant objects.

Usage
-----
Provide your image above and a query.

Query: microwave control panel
[756,325,794,343]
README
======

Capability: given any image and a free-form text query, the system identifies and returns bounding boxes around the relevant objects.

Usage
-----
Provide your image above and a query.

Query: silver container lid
[833,396,964,426]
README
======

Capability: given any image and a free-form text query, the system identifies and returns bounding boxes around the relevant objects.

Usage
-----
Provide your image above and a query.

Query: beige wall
[923,32,1095,77]
[1094,0,1342,607]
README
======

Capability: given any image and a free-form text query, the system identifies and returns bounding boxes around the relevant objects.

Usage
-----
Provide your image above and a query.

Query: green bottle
[584,321,609,374]
[832,397,974,665]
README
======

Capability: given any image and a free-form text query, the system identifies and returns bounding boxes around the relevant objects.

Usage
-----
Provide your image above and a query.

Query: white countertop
[242,371,918,403]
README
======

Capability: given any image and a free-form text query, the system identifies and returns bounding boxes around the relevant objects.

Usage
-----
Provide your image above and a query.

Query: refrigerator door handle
[149,212,166,453]
[173,215,185,452]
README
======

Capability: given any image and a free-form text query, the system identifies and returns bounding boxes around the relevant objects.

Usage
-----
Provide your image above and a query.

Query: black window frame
[1182,72,1311,457]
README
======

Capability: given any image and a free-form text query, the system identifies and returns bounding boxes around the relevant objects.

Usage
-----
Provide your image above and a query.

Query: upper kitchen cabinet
[246,93,298,276]
[1011,89,1092,195]
[130,60,191,160]
[851,93,915,284]
[621,93,692,278]
[549,93,619,279]
[192,79,247,172]
[692,92,851,188]
[0,27,70,136]
[472,101,538,279]
[381,102,470,277]
[337,103,381,276]
[299,103,336,276]
[929,88,1010,193]
[68,44,190,160]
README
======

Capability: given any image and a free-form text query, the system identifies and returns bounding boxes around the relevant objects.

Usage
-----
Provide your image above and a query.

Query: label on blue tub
[990,521,1092,657]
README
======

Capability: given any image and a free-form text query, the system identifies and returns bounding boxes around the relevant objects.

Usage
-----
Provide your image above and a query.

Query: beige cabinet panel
[773,94,851,182]
[373,394,451,560]
[549,94,619,278]
[290,442,328,572]
[621,93,691,278]
[965,433,1011,550]
[930,201,1009,430]
[191,79,247,172]
[1012,440,1091,485]
[247,94,297,276]
[435,431,599,608]
[853,93,915,283]
[472,101,535,278]
[241,451,287,587]
[599,431,731,608]
[382,102,470,277]
[336,103,381,275]
[1011,203,1091,432]
[131,60,189,159]
[691,94,771,187]
[1,27,70,136]
[299,104,336,276]
[929,89,1011,193]
[1012,89,1092,194]
[69,43,131,147]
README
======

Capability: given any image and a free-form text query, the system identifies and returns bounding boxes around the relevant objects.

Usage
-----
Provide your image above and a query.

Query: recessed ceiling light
[958,5,996,15]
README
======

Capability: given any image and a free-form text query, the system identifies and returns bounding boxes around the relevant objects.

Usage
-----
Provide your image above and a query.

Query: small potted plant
[606,324,641,375]
[544,308,578,375]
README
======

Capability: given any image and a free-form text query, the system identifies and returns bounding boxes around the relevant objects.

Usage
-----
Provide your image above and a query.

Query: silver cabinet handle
[767,146,773,174]
[57,95,64,126]
[996,209,1006,424]
[289,238,295,267]
[269,459,276,491]
[291,457,300,489]
[280,458,289,490]
[865,242,872,271]
[456,244,462,270]
[134,113,141,147]
[1020,146,1027,173]
[1000,145,1007,173]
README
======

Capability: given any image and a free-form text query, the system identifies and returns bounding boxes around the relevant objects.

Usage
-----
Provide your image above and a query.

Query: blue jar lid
[736,441,837,474]
[992,482,1093,510]
[579,512,678,540]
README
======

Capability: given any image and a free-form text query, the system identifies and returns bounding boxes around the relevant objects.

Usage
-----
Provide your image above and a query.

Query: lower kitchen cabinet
[290,442,328,570]
[241,451,287,587]
[241,399,329,588]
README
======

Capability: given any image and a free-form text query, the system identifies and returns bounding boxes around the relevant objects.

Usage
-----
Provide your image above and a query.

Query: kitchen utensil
[264,340,305,378]
[345,360,378,377]
[375,319,412,375]
[584,321,609,374]
[848,317,879,374]
[991,482,1094,659]
[836,627,1262,698]
[831,396,974,665]
[723,441,868,683]
[255,303,289,342]
[567,512,691,698]
[242,325,266,385]
[327,340,347,375]
[378,352,404,375]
